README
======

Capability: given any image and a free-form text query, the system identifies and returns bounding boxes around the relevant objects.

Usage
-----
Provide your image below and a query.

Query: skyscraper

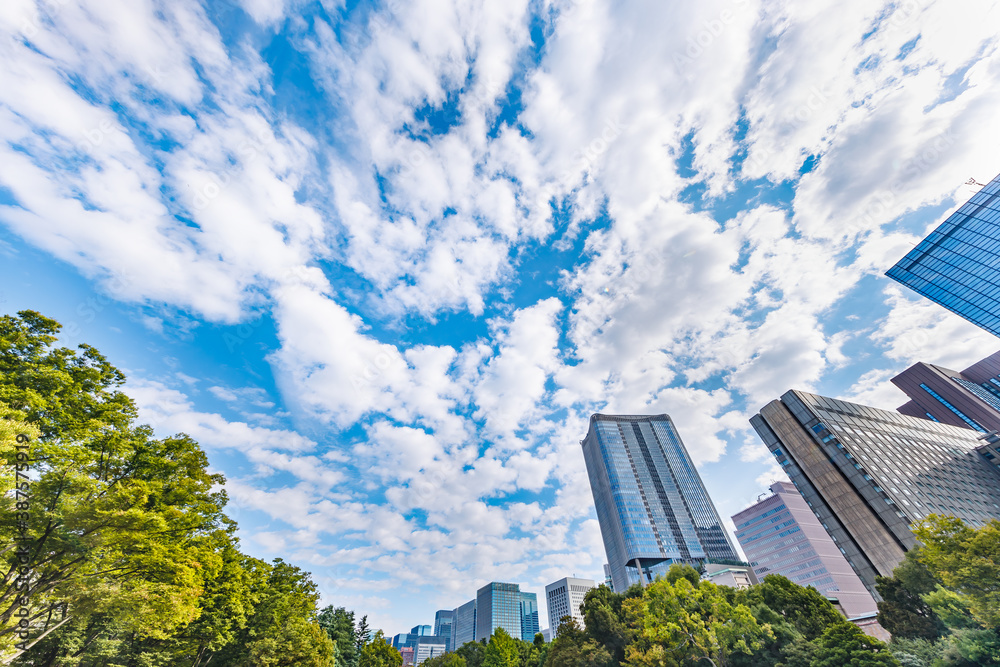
[751,390,1000,594]
[892,350,1000,433]
[581,414,739,592]
[450,598,476,650]
[732,481,878,618]
[433,610,454,651]
[544,577,596,637]
[474,582,539,642]
[886,172,1000,337]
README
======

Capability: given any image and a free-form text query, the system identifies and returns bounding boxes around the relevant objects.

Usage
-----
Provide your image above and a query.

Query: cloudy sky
[2,0,999,636]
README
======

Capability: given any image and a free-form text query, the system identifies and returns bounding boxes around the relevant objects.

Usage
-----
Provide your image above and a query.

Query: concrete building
[751,390,1000,595]
[732,481,878,618]
[415,644,446,664]
[893,350,1000,433]
[887,171,1000,337]
[581,414,739,592]
[544,577,596,636]
[701,563,758,589]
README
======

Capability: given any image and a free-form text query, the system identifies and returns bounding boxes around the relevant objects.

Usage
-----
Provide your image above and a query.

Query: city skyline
[2,0,1000,635]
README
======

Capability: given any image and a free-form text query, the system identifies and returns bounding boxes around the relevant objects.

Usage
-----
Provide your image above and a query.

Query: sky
[1,0,1000,638]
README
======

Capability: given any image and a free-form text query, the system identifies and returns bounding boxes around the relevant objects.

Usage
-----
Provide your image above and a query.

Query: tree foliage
[358,631,402,667]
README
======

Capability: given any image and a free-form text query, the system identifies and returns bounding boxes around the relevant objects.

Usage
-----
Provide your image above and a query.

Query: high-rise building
[544,577,596,636]
[751,390,1000,594]
[520,591,539,641]
[581,414,739,592]
[892,350,1000,433]
[475,582,538,642]
[450,598,476,650]
[414,644,446,664]
[602,564,614,592]
[433,610,454,651]
[886,172,1000,337]
[732,481,878,618]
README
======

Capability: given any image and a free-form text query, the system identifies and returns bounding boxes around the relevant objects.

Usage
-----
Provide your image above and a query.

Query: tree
[876,576,945,641]
[456,639,486,667]
[544,618,612,667]
[356,614,372,655]
[936,628,1000,666]
[736,574,842,641]
[358,630,402,667]
[913,515,1000,629]
[319,606,357,667]
[482,628,520,667]
[622,567,772,667]
[0,312,234,662]
[423,653,468,667]
[811,622,901,667]
[581,583,640,664]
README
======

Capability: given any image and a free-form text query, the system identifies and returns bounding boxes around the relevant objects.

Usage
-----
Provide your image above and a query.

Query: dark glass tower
[581,414,738,592]
[886,172,1000,337]
[892,350,1000,433]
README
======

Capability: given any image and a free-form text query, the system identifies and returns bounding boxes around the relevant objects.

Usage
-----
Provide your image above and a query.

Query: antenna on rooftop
[966,177,986,188]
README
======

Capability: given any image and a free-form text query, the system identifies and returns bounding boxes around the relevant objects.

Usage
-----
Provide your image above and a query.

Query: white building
[544,577,596,637]
[415,644,446,664]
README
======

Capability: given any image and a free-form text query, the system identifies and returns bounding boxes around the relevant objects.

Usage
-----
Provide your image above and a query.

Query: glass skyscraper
[474,582,538,642]
[751,390,1000,595]
[892,350,1000,433]
[581,414,739,592]
[886,172,1000,337]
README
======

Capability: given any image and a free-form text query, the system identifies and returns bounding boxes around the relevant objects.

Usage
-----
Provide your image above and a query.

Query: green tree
[544,618,612,667]
[923,587,977,631]
[482,628,519,667]
[913,515,1000,629]
[581,583,640,664]
[423,653,468,667]
[622,567,772,667]
[358,631,402,667]
[811,622,900,667]
[737,574,842,641]
[876,576,945,641]
[319,606,357,667]
[936,628,1000,666]
[356,614,372,655]
[888,637,943,667]
[0,312,234,662]
[456,640,486,667]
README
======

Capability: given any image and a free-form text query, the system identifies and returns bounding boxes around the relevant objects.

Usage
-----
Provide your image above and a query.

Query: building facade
[414,644,446,664]
[450,598,476,650]
[544,577,596,637]
[893,350,1000,433]
[700,563,758,590]
[751,390,1000,594]
[473,583,538,642]
[732,481,878,618]
[433,610,453,651]
[886,172,1000,337]
[581,414,739,592]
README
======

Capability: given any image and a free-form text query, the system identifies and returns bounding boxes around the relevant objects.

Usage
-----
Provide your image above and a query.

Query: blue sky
[1,0,999,636]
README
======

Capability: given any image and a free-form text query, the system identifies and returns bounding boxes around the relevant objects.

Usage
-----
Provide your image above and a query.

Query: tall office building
[433,610,453,651]
[732,481,878,619]
[892,350,1000,433]
[886,171,1000,337]
[751,390,1000,594]
[475,582,538,642]
[450,598,476,649]
[581,414,739,592]
[544,577,596,637]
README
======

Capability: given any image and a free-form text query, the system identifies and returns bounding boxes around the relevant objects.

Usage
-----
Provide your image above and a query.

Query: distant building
[886,172,1000,337]
[433,610,453,651]
[893,350,1000,433]
[542,627,552,643]
[400,647,415,667]
[475,582,538,642]
[603,564,614,591]
[415,644,446,664]
[581,414,739,592]
[545,577,596,636]
[450,598,476,649]
[701,562,757,589]
[751,390,1000,595]
[732,482,877,618]
[392,626,448,658]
